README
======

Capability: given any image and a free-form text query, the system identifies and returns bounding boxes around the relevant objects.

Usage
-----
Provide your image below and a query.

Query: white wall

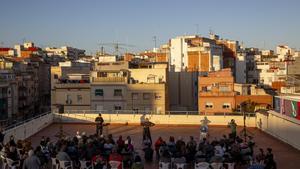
[170,37,189,72]
[3,113,53,144]
[256,111,300,150]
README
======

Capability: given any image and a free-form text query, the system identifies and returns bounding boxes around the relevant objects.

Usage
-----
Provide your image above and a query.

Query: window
[132,93,138,100]
[95,89,103,96]
[54,74,58,79]
[77,95,82,103]
[114,89,122,96]
[66,94,72,104]
[205,102,213,109]
[143,93,151,100]
[155,93,161,100]
[223,103,231,109]
[114,105,122,110]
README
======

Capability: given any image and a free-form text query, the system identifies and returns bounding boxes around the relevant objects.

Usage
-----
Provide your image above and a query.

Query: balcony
[199,91,235,97]
[54,83,90,89]
[92,77,127,84]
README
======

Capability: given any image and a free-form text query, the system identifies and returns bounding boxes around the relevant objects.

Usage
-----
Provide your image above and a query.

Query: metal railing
[3,111,52,132]
[58,109,256,117]
[92,77,126,83]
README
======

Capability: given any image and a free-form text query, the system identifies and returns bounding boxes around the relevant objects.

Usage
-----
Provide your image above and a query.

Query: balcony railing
[199,91,235,96]
[55,83,90,88]
[92,77,126,83]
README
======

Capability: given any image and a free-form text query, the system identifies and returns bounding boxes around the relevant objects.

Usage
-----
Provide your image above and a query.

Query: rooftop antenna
[98,42,135,56]
[209,27,214,36]
[100,46,104,55]
[195,24,199,36]
[153,36,157,62]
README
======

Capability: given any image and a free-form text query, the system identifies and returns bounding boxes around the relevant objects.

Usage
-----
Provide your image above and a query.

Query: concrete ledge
[55,113,257,127]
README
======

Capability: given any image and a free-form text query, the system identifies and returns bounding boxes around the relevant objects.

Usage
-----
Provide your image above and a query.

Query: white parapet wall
[3,113,53,144]
[55,113,257,127]
[256,111,300,150]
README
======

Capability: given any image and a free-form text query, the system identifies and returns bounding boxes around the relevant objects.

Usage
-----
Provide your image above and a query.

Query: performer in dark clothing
[95,113,104,136]
[141,118,155,144]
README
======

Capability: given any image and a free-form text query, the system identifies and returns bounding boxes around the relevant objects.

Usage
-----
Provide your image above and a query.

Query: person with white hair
[76,131,81,139]
[22,150,41,169]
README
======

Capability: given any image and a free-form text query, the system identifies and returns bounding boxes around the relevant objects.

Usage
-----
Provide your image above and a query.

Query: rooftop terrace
[2,111,300,169]
[28,123,300,169]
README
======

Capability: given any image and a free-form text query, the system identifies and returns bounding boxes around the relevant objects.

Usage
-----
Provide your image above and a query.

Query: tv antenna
[98,42,135,56]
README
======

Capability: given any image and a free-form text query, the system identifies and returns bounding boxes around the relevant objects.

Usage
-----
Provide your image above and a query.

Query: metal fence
[57,109,256,117]
[3,111,52,132]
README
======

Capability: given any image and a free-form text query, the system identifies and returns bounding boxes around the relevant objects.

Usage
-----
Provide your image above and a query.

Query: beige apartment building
[90,61,168,113]
[51,62,91,111]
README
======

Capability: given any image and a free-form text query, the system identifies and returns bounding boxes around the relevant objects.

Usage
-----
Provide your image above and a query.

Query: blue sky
[0,0,299,54]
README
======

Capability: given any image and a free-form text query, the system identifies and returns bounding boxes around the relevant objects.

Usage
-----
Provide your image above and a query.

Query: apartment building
[90,61,168,113]
[51,62,91,111]
[45,46,85,60]
[234,84,273,111]
[170,35,223,72]
[216,37,239,76]
[236,48,274,84]
[288,57,300,76]
[0,69,18,120]
[276,45,295,61]
[0,56,50,120]
[0,82,11,125]
[0,48,15,57]
[168,71,198,111]
[187,37,223,72]
[198,69,235,114]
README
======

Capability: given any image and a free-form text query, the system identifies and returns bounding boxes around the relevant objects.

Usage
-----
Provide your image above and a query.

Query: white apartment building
[170,36,193,72]
[276,45,295,61]
[45,46,85,60]
[170,35,223,72]
[256,61,287,86]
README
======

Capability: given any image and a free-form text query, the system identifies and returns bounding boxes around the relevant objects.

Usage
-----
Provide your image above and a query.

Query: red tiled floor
[29,123,300,169]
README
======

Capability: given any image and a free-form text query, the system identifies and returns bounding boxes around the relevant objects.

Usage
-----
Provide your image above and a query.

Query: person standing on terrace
[228,119,237,139]
[200,116,211,141]
[95,113,104,136]
[141,118,155,144]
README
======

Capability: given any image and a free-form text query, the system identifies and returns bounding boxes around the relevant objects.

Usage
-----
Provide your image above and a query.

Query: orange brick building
[139,52,168,62]
[235,95,273,110]
[187,51,210,72]
[198,69,235,114]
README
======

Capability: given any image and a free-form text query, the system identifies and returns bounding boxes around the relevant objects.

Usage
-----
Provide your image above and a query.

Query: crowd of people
[0,133,143,169]
[154,135,276,169]
[0,116,277,169]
